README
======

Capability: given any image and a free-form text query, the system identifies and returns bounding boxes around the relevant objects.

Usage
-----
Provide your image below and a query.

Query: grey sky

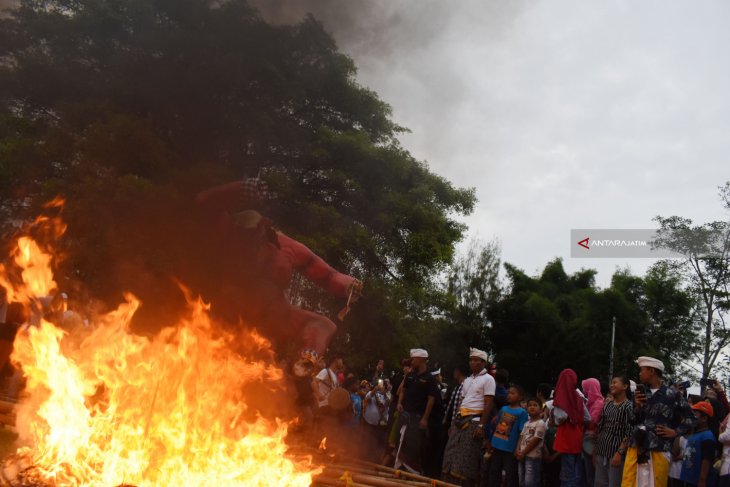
[255,0,730,287]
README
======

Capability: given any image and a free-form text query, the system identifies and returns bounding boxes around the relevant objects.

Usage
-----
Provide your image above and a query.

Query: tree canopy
[0,0,475,364]
[488,259,696,391]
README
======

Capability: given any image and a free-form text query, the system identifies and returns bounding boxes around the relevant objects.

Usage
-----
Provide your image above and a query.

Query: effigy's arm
[278,232,357,298]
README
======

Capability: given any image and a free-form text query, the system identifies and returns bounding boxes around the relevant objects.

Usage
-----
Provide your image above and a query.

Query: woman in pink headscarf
[582,378,605,487]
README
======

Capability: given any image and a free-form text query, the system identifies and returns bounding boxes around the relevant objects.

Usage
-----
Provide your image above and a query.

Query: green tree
[653,182,730,380]
[420,239,501,370]
[489,259,696,391]
[0,0,475,369]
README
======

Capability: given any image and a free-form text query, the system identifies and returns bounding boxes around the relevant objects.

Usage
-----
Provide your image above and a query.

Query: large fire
[0,214,319,486]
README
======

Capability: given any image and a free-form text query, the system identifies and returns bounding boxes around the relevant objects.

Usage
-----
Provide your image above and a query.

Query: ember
[0,217,319,486]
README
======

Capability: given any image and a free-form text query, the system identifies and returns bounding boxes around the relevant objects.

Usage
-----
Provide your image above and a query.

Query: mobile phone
[679,380,691,390]
[636,384,646,395]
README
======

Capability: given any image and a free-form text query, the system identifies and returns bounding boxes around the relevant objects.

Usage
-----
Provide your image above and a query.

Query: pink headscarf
[582,378,604,425]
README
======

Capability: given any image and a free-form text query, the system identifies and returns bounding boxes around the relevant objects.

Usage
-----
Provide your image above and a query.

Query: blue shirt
[680,429,716,486]
[349,393,363,427]
[491,406,529,453]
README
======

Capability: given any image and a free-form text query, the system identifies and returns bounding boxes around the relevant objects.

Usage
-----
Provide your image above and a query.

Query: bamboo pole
[315,471,425,487]
[321,467,428,486]
[343,459,459,487]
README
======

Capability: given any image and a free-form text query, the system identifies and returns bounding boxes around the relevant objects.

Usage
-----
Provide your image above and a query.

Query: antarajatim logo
[577,237,590,249]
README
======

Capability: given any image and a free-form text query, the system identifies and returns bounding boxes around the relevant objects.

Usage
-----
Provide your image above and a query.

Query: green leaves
[489,259,696,390]
[0,0,475,372]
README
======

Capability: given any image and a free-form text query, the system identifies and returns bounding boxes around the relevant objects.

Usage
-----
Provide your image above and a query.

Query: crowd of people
[3,287,730,487]
[294,348,730,487]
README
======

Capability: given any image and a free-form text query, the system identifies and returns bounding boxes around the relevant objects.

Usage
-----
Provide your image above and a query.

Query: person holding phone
[622,357,695,487]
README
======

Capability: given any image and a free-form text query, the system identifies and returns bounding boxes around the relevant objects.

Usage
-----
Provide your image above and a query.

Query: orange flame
[1,219,319,486]
[318,437,327,451]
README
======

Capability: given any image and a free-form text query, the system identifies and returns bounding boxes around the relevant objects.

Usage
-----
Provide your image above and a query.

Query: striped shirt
[595,399,633,458]
[444,383,464,426]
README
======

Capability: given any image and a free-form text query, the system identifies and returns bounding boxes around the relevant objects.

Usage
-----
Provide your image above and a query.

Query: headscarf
[554,369,584,426]
[582,378,604,425]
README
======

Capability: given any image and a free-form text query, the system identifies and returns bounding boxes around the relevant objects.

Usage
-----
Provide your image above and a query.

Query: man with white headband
[395,348,440,474]
[442,347,495,486]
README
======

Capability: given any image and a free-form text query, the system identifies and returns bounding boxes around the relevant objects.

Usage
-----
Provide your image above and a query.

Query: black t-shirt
[402,370,440,414]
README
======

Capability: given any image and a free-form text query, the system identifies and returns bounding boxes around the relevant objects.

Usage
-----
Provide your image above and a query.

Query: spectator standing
[544,419,562,487]
[622,356,695,487]
[443,365,470,434]
[441,348,495,486]
[668,435,687,487]
[486,385,528,487]
[345,377,363,429]
[583,378,605,487]
[372,359,386,386]
[552,369,588,487]
[314,354,343,410]
[494,368,509,410]
[718,410,730,487]
[395,348,440,474]
[363,380,391,462]
[537,383,553,420]
[384,358,412,466]
[594,375,633,487]
[679,401,716,487]
[516,398,546,487]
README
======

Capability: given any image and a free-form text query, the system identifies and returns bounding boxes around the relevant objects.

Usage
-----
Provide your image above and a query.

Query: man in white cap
[441,347,495,486]
[622,356,694,487]
[395,348,440,474]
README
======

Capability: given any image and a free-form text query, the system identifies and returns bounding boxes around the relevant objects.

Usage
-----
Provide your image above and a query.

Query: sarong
[442,420,483,481]
[622,448,670,487]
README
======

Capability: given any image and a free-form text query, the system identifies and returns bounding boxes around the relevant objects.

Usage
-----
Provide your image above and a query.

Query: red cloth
[553,420,584,454]
[554,369,583,426]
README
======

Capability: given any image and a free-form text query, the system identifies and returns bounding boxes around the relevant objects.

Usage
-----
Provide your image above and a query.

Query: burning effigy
[0,203,321,486]
[0,197,456,487]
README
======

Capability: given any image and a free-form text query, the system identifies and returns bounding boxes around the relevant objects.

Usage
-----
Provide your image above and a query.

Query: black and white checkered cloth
[240,177,270,207]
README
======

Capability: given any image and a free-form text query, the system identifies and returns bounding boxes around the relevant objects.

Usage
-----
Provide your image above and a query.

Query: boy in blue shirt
[680,401,716,487]
[487,385,529,487]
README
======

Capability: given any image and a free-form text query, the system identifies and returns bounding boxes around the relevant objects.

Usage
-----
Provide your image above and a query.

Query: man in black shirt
[395,348,440,474]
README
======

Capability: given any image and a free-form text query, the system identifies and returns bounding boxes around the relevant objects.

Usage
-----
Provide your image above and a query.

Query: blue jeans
[583,452,595,487]
[560,453,585,487]
[518,457,542,487]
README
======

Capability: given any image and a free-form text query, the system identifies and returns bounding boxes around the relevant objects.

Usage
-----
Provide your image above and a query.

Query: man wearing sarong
[395,348,440,474]
[442,348,495,486]
[622,356,695,487]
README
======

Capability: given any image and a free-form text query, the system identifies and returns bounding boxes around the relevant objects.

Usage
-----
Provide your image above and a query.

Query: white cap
[469,348,488,361]
[410,348,428,358]
[431,368,441,376]
[636,356,665,372]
